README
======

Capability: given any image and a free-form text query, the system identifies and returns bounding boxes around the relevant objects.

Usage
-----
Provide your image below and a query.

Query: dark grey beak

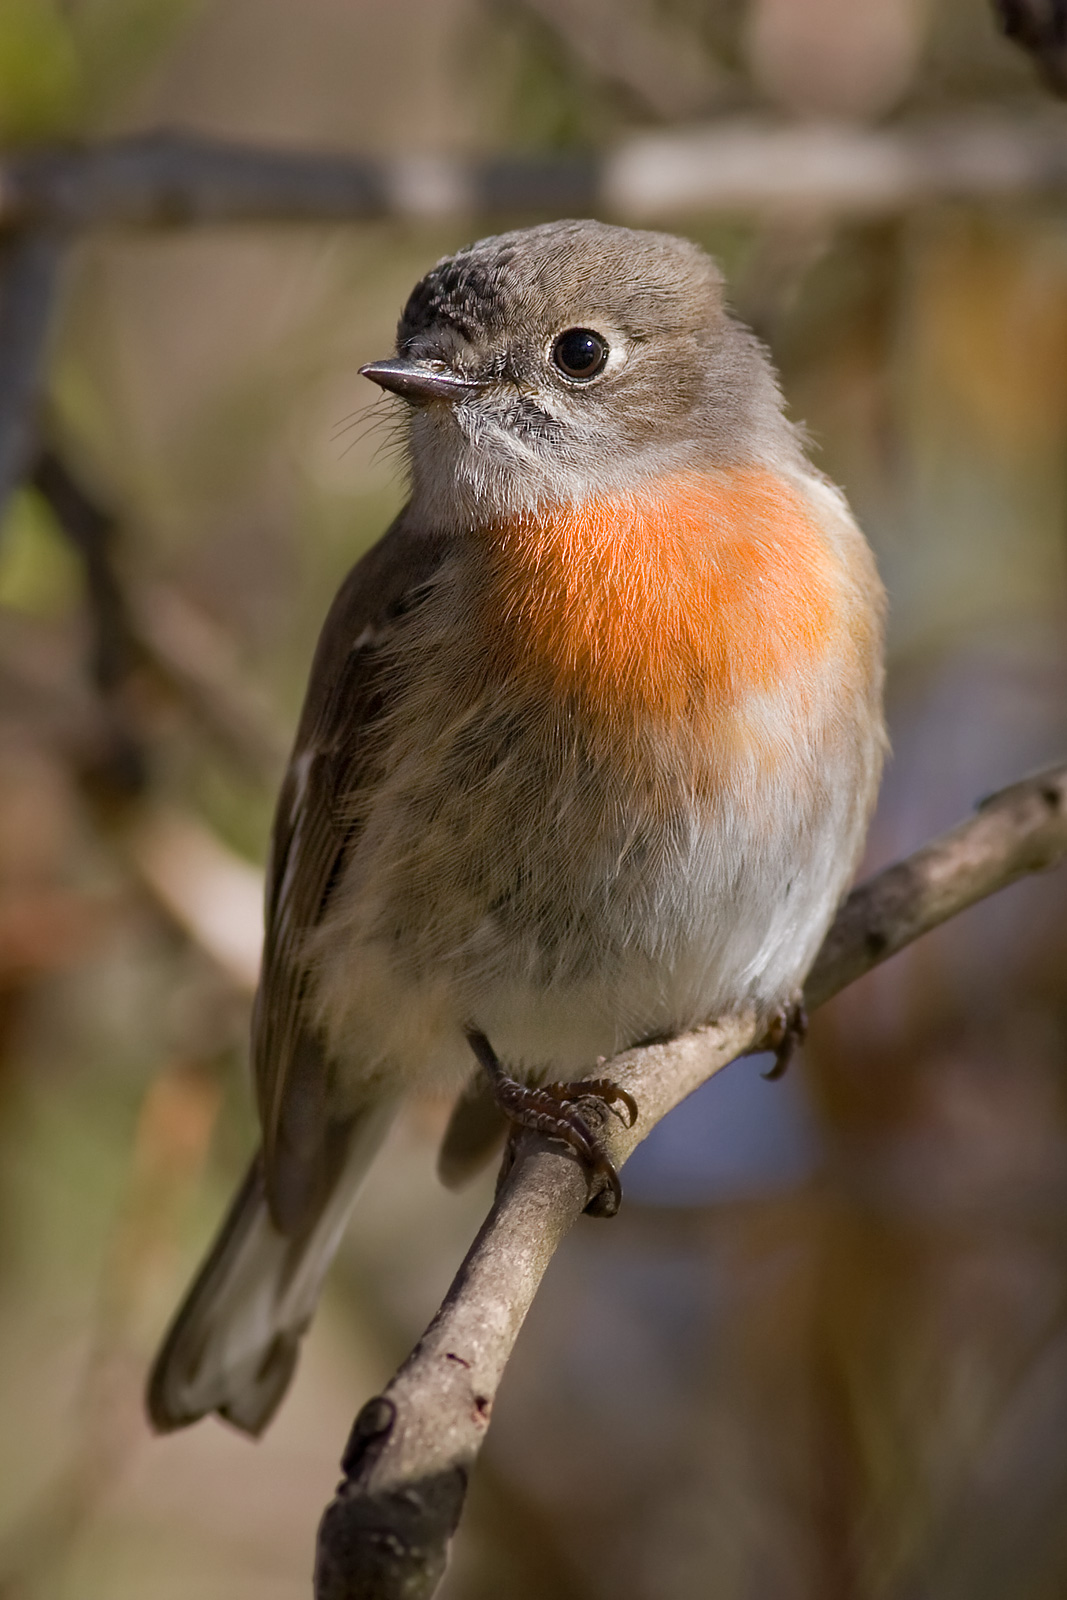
[360,358,479,403]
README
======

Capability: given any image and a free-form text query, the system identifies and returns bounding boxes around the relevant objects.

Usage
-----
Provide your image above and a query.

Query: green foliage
[0,0,80,142]
[0,0,201,143]
[0,486,81,617]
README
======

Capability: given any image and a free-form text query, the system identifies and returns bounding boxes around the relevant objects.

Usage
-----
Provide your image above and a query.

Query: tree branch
[313,762,1067,1600]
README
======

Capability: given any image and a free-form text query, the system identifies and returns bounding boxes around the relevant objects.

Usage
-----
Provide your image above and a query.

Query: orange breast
[484,469,840,732]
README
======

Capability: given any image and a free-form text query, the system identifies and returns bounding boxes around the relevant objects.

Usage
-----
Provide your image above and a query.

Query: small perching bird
[147,219,886,1437]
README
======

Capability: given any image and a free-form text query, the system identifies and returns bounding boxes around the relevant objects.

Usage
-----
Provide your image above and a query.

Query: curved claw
[541,1076,638,1128]
[761,998,808,1080]
[585,1156,623,1218]
[579,1078,639,1129]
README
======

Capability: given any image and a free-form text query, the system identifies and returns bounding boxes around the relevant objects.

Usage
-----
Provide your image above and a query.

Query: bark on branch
[313,762,1067,1600]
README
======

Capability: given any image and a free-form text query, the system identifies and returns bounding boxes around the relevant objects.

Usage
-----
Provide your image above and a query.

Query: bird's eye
[551,328,609,382]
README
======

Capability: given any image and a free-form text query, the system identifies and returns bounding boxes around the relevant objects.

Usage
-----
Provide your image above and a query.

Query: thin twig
[314,762,1067,1600]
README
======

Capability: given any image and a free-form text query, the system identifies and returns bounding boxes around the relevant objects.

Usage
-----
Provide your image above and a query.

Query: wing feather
[252,511,446,1225]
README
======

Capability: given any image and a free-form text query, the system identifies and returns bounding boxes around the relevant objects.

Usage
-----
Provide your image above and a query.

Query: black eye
[551,327,609,382]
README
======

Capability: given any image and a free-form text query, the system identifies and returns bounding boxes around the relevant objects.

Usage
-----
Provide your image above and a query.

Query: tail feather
[147,1102,395,1436]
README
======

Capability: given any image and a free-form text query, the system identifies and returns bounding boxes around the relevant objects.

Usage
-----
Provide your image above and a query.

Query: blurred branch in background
[0,442,269,1595]
[0,234,64,524]
[315,764,1067,1600]
[0,117,1066,233]
[125,807,262,995]
[8,442,274,994]
[28,446,280,961]
[126,581,287,786]
[31,448,147,802]
[995,0,1067,95]
[30,440,284,778]
[0,441,269,1594]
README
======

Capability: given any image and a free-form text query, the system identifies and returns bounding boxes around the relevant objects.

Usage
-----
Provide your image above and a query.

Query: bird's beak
[359,358,479,403]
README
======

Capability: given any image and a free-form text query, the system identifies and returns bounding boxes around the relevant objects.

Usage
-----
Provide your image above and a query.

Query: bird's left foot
[465,1029,638,1217]
[761,995,808,1080]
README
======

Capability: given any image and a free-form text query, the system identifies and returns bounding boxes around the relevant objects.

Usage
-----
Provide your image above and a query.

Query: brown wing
[252,508,446,1230]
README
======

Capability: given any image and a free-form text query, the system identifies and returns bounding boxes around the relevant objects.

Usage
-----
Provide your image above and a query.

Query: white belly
[308,707,876,1097]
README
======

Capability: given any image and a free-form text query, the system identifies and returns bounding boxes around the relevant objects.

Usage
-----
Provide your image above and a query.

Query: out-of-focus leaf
[0,0,80,142]
[0,487,81,618]
[0,0,202,143]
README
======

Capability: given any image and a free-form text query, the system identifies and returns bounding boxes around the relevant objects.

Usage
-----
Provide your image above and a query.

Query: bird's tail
[146,1102,395,1437]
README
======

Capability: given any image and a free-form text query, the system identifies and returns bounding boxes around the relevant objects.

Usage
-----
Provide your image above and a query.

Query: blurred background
[0,1,1066,1596]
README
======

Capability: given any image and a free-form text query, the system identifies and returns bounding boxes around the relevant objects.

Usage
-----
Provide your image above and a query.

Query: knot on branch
[341,1396,397,1476]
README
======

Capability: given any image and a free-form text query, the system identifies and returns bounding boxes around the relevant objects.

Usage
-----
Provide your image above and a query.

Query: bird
[146,218,886,1437]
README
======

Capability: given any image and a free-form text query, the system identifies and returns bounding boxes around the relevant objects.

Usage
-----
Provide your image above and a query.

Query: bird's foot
[760,994,808,1080]
[465,1030,638,1218]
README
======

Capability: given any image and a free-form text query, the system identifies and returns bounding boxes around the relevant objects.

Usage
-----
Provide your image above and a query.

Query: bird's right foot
[465,1029,638,1216]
